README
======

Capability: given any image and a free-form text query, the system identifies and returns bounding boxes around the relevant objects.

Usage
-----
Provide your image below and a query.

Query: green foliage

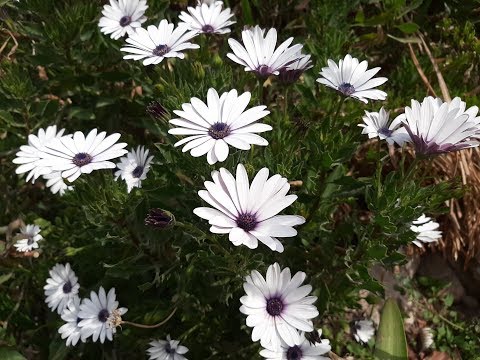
[375,299,408,360]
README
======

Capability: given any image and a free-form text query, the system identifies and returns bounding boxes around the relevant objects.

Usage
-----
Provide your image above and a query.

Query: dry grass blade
[407,43,437,97]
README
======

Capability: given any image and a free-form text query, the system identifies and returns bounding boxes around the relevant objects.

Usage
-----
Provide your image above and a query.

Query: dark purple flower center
[286,345,303,360]
[338,82,356,96]
[202,24,215,33]
[257,65,271,77]
[98,309,110,323]
[165,343,174,354]
[73,153,93,167]
[378,127,393,137]
[208,122,230,140]
[76,317,82,325]
[119,15,132,27]
[62,281,73,294]
[153,44,169,56]
[236,213,257,232]
[27,237,34,245]
[266,297,284,316]
[132,166,144,178]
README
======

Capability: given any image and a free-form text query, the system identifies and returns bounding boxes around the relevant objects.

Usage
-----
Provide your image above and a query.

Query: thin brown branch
[419,33,450,101]
[407,43,437,97]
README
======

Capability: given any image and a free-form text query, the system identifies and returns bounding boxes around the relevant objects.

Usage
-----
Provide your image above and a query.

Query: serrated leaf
[375,298,408,359]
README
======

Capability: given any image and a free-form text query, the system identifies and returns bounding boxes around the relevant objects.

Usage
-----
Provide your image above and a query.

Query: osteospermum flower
[179,2,235,35]
[401,97,479,155]
[278,53,313,84]
[410,214,442,248]
[12,125,66,182]
[352,319,375,344]
[43,171,73,196]
[58,297,85,346]
[358,107,409,146]
[240,263,319,349]
[169,89,271,164]
[121,19,199,66]
[316,54,388,103]
[44,263,80,314]
[194,164,304,252]
[98,0,148,40]
[14,224,43,252]
[147,335,189,360]
[115,146,153,193]
[227,25,303,77]
[78,287,127,343]
[38,129,128,182]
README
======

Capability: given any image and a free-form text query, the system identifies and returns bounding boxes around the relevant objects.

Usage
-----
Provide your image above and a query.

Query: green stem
[284,87,289,120]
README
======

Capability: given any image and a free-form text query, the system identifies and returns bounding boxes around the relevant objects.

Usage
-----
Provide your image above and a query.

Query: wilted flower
[278,53,313,84]
[359,107,409,145]
[146,101,168,119]
[352,319,375,344]
[145,208,175,229]
[419,327,434,351]
[410,214,442,248]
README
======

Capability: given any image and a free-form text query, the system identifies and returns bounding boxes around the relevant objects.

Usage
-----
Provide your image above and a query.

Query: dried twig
[407,43,437,97]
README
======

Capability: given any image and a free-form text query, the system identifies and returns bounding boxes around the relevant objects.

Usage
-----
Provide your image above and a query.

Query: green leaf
[0,348,26,360]
[241,0,254,25]
[387,34,421,44]
[396,22,420,34]
[375,298,408,360]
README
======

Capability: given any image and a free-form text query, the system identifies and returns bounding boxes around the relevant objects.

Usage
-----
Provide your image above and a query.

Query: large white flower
[38,129,128,183]
[115,146,153,193]
[194,164,305,252]
[410,214,442,248]
[43,171,73,196]
[240,263,319,349]
[12,125,66,182]
[44,263,80,315]
[352,319,375,344]
[401,97,479,155]
[14,224,43,253]
[121,19,199,66]
[358,107,409,146]
[179,2,235,35]
[58,297,85,347]
[169,89,271,164]
[316,54,388,103]
[78,287,127,343]
[227,26,303,77]
[147,335,189,360]
[98,0,148,40]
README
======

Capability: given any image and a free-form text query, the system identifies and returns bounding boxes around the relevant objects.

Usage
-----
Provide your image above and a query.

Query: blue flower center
[266,297,283,316]
[119,16,131,27]
[62,281,72,294]
[236,213,257,232]
[338,82,356,96]
[165,343,174,354]
[98,309,109,323]
[27,236,34,245]
[286,345,303,360]
[132,166,144,178]
[153,44,169,56]
[378,127,393,137]
[73,153,93,167]
[202,24,215,33]
[208,122,230,140]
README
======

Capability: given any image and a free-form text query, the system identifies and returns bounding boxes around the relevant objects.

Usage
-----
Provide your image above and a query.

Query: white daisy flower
[78,287,127,343]
[194,164,305,252]
[115,145,153,193]
[227,25,303,77]
[169,89,271,165]
[147,335,189,360]
[259,330,331,360]
[38,129,128,183]
[358,107,409,146]
[44,263,80,315]
[98,0,148,40]
[14,224,43,253]
[43,171,73,196]
[179,2,235,35]
[121,19,200,66]
[197,0,223,5]
[240,263,319,349]
[401,97,479,155]
[353,319,375,344]
[316,54,388,103]
[12,125,67,182]
[410,214,442,248]
[58,297,85,347]
[278,53,313,84]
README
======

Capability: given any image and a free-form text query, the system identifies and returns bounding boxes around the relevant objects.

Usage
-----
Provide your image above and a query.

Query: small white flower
[278,53,313,84]
[401,97,479,155]
[410,214,442,248]
[147,335,189,360]
[98,0,148,40]
[353,319,375,344]
[316,54,388,103]
[14,224,43,252]
[78,287,127,343]
[227,25,303,77]
[38,129,128,183]
[197,0,223,5]
[179,2,235,35]
[420,327,434,351]
[358,107,409,146]
[121,19,199,66]
[43,171,73,196]
[115,146,153,193]
[44,263,80,314]
[240,263,319,349]
[12,125,66,182]
[58,297,85,346]
[194,164,305,252]
[169,88,271,164]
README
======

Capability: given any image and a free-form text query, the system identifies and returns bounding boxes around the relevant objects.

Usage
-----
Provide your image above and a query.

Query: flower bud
[145,208,175,229]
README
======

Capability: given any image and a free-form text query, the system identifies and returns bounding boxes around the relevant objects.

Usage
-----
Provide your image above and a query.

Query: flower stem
[122,307,177,329]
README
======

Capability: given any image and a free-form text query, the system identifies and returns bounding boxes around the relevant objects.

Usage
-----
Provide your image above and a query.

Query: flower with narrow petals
[278,53,313,84]
[58,297,85,346]
[14,224,43,252]
[169,89,271,164]
[121,19,199,66]
[43,171,73,196]
[194,164,305,252]
[78,287,127,343]
[317,54,388,103]
[352,319,375,344]
[115,146,153,193]
[240,263,319,349]
[410,214,442,248]
[44,263,80,315]
[179,2,235,35]
[12,125,66,182]
[147,335,189,360]
[98,0,148,40]
[358,107,409,145]
[227,26,303,77]
[401,97,479,155]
